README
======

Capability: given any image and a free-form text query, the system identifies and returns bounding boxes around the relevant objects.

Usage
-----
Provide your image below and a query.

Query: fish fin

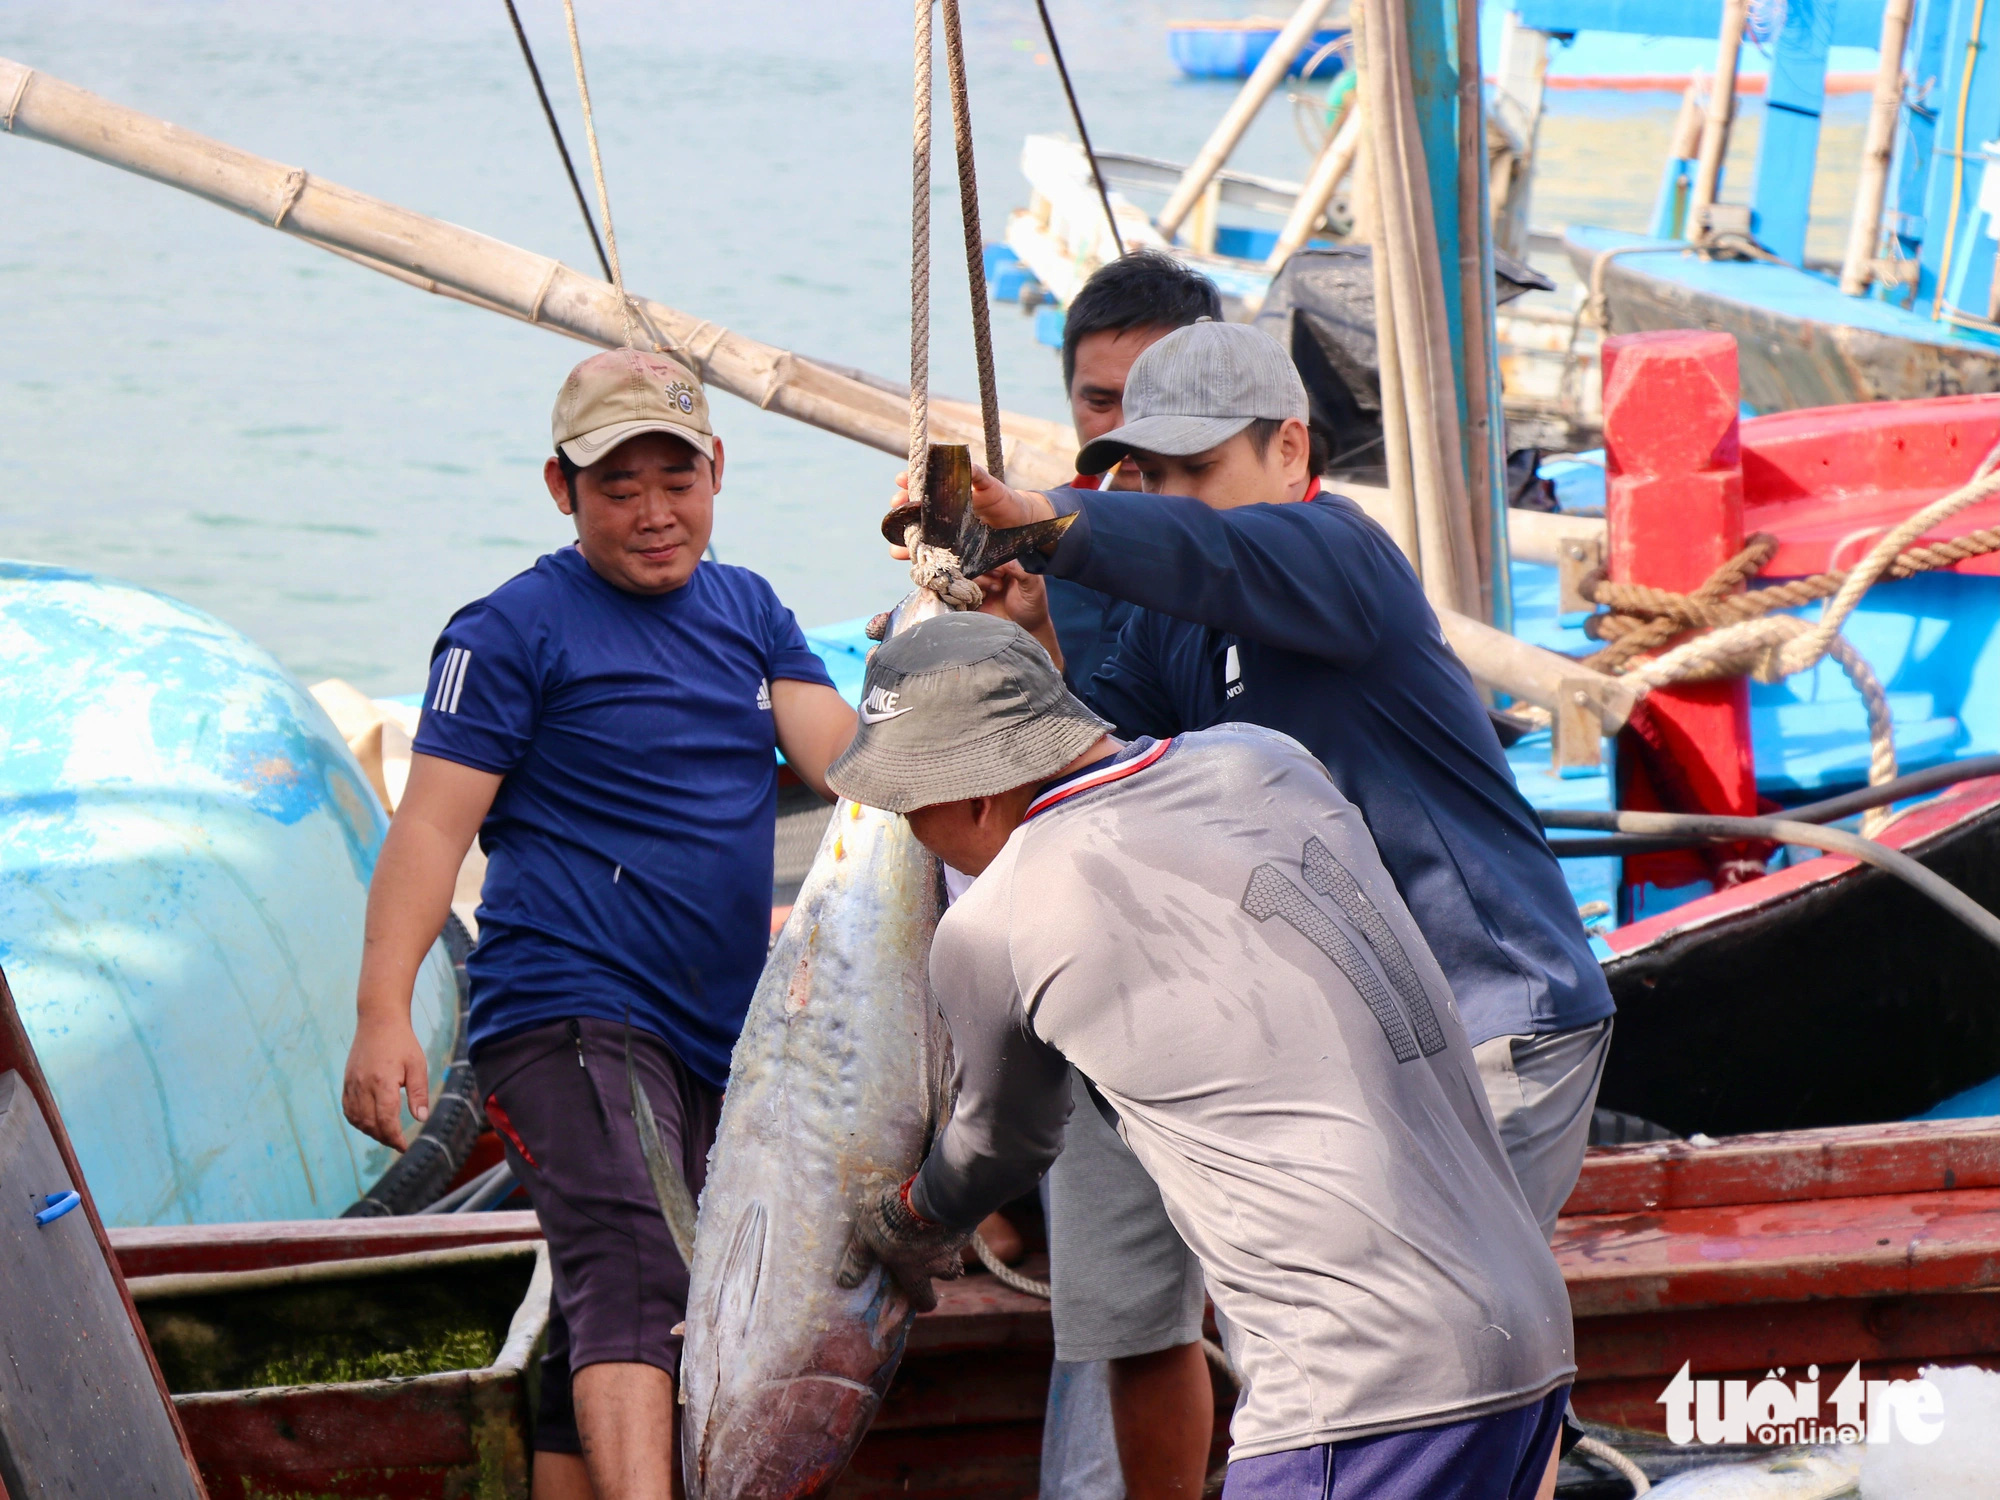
[626,1029,700,1266]
[923,1005,957,1157]
[713,1201,768,1337]
[876,443,1078,579]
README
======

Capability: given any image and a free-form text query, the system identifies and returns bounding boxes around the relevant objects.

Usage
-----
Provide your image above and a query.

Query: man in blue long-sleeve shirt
[965,320,1616,1239]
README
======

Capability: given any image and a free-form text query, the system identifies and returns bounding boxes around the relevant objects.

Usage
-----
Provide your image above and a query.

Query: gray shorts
[1045,1069,1207,1364]
[1042,1020,1612,1366]
[1473,1018,1614,1237]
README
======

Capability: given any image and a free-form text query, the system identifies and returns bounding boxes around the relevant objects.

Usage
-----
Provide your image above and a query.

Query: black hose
[501,0,616,283]
[1034,0,1125,259]
[1540,754,2000,834]
[1549,809,2000,954]
[341,913,484,1218]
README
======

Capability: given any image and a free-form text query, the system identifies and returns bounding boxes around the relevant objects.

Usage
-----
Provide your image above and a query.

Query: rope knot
[904,524,984,610]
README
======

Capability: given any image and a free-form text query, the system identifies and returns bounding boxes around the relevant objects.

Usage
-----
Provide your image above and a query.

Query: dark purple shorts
[473,1016,722,1454]
[1220,1388,1568,1500]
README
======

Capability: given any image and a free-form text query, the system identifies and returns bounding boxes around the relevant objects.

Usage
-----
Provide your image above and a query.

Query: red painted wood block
[1554,1188,2000,1318]
[1602,331,1759,892]
[1565,1117,2000,1216]
[109,1213,544,1279]
[1740,392,2000,577]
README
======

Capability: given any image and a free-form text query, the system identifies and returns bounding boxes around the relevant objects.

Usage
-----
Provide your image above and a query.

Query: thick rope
[971,1232,1051,1296]
[968,1234,1240,1386]
[908,0,936,507]
[940,0,1006,483]
[903,523,984,609]
[1581,460,2000,833]
[559,0,642,349]
[1571,1435,1652,1495]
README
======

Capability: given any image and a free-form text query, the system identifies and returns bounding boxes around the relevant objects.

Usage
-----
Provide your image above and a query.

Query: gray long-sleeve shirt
[910,725,1574,1459]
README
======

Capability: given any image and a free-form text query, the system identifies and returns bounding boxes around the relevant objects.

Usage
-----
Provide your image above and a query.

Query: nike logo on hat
[860,685,914,724]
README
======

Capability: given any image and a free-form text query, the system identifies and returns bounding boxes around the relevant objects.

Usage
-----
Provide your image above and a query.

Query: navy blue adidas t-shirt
[413,545,835,1088]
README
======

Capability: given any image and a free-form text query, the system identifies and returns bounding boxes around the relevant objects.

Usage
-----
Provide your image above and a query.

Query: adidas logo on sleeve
[756,677,772,711]
[432,647,472,714]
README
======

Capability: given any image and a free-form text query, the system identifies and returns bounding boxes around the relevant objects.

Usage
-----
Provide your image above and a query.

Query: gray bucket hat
[1074,319,1309,476]
[826,614,1111,814]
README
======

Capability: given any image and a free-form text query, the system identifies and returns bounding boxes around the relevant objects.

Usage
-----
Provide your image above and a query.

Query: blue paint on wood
[1566,224,2000,355]
[0,563,460,1225]
[1408,0,1467,426]
[1884,0,1954,298]
[1516,0,1887,47]
[1913,0,2000,317]
[1750,0,1836,266]
[1651,157,1701,239]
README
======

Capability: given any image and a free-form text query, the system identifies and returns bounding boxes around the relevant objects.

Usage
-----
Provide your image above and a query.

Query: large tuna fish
[679,449,1070,1497]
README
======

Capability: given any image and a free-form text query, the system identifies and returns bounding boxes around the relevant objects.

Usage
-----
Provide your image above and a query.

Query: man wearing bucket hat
[343,348,857,1500]
[828,611,1574,1500]
[897,319,1615,1488]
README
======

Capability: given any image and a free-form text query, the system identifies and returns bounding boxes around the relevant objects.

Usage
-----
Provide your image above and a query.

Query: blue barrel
[0,562,458,1225]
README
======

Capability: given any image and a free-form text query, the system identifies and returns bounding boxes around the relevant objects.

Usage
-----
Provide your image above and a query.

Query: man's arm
[969,468,1425,670]
[908,902,1074,1229]
[770,680,857,802]
[343,753,502,1150]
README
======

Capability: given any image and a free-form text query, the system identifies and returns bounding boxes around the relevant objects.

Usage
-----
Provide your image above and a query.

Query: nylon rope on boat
[501,0,614,283]
[902,0,994,610]
[1572,1435,1652,1495]
[559,0,642,349]
[969,1231,1242,1386]
[1563,444,2000,836]
[941,0,1006,485]
[1033,0,1126,260]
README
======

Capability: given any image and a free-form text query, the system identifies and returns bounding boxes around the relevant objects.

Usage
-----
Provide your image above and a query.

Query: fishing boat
[1167,17,1347,81]
[10,19,2000,1496]
[1564,0,2000,410]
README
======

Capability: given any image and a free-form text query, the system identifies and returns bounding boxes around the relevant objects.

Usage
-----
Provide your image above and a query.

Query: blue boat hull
[0,563,458,1225]
[1167,24,1347,80]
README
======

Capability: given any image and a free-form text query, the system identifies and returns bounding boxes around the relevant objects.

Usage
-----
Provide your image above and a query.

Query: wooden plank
[109,1212,542,1278]
[1749,0,1835,266]
[0,969,207,1495]
[1565,1117,2000,1215]
[0,1073,205,1498]
[1574,1284,2000,1386]
[1556,1187,2000,1317]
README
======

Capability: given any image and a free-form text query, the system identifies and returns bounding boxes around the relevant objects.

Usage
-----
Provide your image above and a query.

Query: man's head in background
[1074,320,1315,512]
[1061,252,1221,490]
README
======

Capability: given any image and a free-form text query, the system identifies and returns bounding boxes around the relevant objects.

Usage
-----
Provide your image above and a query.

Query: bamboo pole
[1686,0,1751,246]
[1456,0,1502,625]
[1263,102,1363,271]
[0,54,1077,491]
[1839,0,1915,296]
[1356,0,1480,618]
[1155,0,1336,241]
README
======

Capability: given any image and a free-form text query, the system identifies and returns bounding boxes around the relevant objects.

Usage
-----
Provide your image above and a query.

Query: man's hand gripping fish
[678,448,1072,1498]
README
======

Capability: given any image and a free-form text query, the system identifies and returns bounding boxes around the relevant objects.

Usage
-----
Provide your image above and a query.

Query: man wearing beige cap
[343,348,856,1500]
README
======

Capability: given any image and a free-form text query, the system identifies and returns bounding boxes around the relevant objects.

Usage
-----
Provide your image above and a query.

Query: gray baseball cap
[826,614,1111,814]
[1074,318,1309,476]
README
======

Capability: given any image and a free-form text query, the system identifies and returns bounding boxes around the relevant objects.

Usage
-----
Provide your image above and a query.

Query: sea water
[1,0,1866,693]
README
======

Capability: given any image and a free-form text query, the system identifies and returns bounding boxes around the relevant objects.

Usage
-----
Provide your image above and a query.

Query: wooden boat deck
[102,1117,2000,1495]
